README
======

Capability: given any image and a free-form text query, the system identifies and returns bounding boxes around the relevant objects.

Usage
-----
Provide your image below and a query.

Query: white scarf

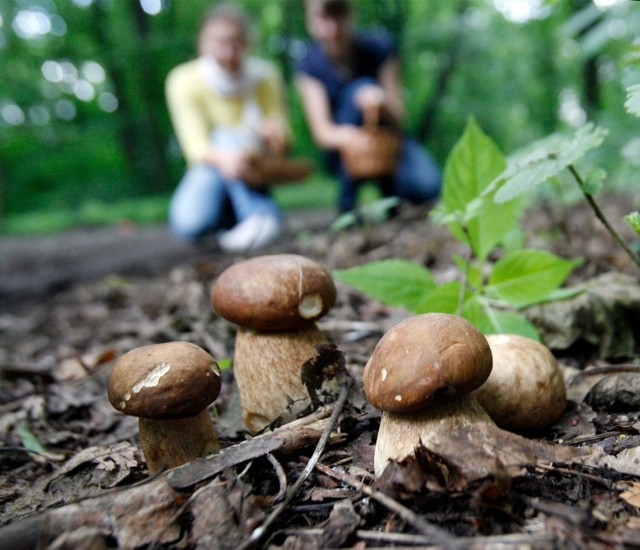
[199,55,271,130]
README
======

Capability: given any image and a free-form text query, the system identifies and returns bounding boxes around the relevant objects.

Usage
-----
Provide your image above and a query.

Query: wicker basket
[245,155,314,187]
[340,107,401,180]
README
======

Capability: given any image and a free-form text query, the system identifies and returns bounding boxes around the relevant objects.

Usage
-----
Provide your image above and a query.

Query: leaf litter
[0,196,640,547]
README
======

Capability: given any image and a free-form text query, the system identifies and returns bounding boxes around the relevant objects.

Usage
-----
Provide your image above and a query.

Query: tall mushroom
[107,341,221,473]
[363,313,494,477]
[471,333,567,433]
[211,254,336,434]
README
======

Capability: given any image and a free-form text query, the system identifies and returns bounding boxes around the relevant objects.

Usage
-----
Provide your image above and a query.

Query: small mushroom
[107,341,221,473]
[363,313,494,477]
[471,333,567,433]
[211,254,336,434]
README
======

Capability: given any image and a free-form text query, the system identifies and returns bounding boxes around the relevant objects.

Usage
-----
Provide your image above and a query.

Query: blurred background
[0,0,638,234]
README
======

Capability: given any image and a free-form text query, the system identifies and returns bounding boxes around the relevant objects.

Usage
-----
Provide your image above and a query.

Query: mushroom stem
[234,324,328,434]
[374,394,493,477]
[138,409,219,474]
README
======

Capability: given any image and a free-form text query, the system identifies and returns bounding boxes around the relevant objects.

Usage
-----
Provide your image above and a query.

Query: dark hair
[200,3,252,40]
[306,0,351,18]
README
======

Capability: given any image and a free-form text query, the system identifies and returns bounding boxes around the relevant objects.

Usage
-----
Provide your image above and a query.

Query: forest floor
[1,194,640,549]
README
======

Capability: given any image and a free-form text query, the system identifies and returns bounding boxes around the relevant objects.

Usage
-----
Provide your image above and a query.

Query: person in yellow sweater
[166,3,289,252]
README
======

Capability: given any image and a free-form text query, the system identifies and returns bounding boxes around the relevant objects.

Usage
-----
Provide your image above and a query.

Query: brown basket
[245,155,314,187]
[340,106,401,180]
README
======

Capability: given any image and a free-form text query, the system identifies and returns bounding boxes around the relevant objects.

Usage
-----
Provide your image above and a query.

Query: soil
[1,195,640,549]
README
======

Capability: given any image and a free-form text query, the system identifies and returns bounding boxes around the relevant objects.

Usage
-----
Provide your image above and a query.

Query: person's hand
[216,149,256,180]
[259,118,287,156]
[333,124,363,149]
[354,84,386,113]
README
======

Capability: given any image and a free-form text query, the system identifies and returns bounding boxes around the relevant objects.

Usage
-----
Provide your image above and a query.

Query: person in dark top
[296,0,442,213]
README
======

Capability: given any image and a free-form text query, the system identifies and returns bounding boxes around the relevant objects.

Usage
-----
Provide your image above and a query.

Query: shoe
[217,213,282,253]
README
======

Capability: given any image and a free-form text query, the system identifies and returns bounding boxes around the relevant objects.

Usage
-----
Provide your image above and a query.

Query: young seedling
[334,118,581,339]
[493,123,640,271]
[211,254,336,434]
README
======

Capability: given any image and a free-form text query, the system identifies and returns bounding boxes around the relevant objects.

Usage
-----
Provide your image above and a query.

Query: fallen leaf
[597,446,640,477]
[620,482,640,508]
[44,442,140,489]
[384,423,595,490]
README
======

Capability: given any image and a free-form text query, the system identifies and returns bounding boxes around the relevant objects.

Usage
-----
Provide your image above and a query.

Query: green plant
[492,121,640,270]
[333,118,582,339]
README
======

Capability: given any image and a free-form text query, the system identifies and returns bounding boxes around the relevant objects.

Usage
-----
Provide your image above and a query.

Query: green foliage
[625,84,640,118]
[333,119,581,338]
[436,117,524,262]
[625,212,640,236]
[333,259,437,311]
[493,123,608,204]
[18,422,65,461]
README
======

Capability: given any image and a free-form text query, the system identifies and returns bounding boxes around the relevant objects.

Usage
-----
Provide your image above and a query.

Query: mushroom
[107,341,221,473]
[471,333,567,433]
[211,254,336,434]
[363,313,494,477]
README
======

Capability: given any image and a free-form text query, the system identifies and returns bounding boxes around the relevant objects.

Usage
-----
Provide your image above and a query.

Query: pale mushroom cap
[107,341,221,420]
[211,254,336,331]
[363,313,493,413]
[471,333,567,432]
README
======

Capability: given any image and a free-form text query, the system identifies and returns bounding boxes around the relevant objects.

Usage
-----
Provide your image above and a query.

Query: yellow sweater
[165,58,287,165]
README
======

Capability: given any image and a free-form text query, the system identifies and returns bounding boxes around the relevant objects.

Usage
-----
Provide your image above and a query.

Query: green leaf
[438,117,523,261]
[625,83,640,118]
[582,168,607,196]
[462,297,540,340]
[18,423,65,461]
[415,281,462,315]
[625,211,640,236]
[332,259,436,311]
[494,123,608,203]
[486,249,581,306]
[477,310,541,340]
[217,357,232,371]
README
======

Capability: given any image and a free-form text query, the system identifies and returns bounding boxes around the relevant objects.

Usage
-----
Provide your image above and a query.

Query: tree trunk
[90,2,171,195]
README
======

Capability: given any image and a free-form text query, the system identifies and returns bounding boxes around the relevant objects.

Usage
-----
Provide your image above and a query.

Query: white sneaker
[217,213,282,253]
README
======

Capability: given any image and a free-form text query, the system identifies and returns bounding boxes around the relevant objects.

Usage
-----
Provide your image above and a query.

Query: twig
[569,364,640,381]
[266,453,288,504]
[238,377,354,549]
[568,164,640,270]
[355,529,556,547]
[313,462,457,546]
[534,463,612,488]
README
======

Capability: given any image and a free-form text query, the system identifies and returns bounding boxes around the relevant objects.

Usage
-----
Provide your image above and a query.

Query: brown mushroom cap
[211,254,336,331]
[471,334,567,432]
[363,313,493,413]
[107,341,221,420]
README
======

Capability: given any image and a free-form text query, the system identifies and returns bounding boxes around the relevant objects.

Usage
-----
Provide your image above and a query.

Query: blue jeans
[331,78,442,213]
[169,128,282,241]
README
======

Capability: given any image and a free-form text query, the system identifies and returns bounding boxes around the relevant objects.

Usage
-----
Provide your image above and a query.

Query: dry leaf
[44,442,140,489]
[620,482,640,508]
[597,446,640,477]
[389,423,595,490]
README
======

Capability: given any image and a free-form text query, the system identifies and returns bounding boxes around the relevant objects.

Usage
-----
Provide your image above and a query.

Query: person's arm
[378,56,405,126]
[165,68,212,165]
[295,73,361,150]
[351,56,404,129]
